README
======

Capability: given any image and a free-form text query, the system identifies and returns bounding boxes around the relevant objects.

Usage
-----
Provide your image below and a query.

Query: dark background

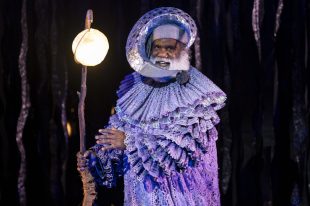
[0,0,309,205]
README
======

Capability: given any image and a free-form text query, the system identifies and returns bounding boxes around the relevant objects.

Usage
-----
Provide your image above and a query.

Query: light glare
[72,28,109,66]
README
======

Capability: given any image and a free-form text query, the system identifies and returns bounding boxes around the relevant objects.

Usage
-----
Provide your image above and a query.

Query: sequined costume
[87,7,226,206]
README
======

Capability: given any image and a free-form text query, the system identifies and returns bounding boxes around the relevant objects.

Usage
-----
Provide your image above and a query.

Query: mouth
[155,61,170,68]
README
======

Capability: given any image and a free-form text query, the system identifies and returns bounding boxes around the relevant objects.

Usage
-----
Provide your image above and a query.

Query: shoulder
[188,66,227,110]
[116,71,141,98]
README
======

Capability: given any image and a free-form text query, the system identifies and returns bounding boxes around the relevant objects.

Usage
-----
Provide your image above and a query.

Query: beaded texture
[90,67,226,206]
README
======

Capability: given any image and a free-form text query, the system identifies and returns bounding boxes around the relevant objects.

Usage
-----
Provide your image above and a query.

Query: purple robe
[90,67,226,206]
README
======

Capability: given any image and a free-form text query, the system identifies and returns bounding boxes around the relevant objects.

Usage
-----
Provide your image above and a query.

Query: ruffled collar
[115,67,226,125]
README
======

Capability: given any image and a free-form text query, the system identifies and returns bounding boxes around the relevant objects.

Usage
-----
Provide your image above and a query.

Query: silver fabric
[126,7,197,78]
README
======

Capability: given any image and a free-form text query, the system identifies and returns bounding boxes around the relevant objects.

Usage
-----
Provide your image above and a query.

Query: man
[77,7,226,206]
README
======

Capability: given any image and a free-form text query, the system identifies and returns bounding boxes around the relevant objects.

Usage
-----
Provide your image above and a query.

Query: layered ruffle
[92,67,226,189]
[108,68,226,182]
[124,140,221,205]
[110,108,220,182]
[116,67,226,126]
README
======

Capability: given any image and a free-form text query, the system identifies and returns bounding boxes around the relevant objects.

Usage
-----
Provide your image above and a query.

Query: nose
[156,48,169,58]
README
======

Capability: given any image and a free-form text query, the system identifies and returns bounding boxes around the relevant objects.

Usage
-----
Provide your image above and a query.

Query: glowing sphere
[72,28,109,66]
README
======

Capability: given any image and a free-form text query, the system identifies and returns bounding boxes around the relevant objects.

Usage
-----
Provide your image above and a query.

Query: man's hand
[76,150,97,172]
[95,128,126,151]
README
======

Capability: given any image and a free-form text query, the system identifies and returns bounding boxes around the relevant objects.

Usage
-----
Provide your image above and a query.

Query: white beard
[150,50,190,71]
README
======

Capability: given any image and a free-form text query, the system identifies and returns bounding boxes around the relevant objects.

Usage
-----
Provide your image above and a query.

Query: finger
[110,128,124,135]
[98,134,119,141]
[77,166,86,171]
[77,163,87,168]
[77,167,85,172]
[96,139,112,144]
[77,158,87,163]
[101,145,115,151]
[95,134,114,140]
[111,127,121,133]
[95,134,115,139]
[77,157,86,164]
[98,129,115,135]
[77,164,86,169]
[77,159,88,166]
[99,128,123,135]
[83,150,91,158]
[76,152,83,158]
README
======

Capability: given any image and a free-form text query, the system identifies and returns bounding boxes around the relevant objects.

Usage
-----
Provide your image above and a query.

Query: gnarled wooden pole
[77,10,97,206]
[78,65,87,153]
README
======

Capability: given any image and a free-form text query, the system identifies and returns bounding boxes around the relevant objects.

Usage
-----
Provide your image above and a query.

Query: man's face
[150,38,184,68]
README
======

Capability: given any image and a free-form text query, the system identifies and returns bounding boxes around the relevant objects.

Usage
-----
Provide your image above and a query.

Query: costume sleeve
[87,114,126,188]
[87,145,123,188]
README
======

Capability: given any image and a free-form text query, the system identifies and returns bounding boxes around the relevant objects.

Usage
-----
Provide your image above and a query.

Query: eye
[167,46,176,51]
[153,45,160,50]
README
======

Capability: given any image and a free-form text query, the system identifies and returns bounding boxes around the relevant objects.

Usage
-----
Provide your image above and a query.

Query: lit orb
[72,28,109,66]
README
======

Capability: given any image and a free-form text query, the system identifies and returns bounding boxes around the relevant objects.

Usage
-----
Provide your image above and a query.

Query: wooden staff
[78,9,97,206]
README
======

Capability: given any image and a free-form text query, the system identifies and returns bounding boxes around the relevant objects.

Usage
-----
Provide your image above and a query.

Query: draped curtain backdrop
[0,0,309,206]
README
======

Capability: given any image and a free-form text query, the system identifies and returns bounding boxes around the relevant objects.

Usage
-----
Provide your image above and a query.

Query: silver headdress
[126,7,197,78]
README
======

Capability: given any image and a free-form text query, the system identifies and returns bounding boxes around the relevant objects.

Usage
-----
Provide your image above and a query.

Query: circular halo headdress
[126,7,197,78]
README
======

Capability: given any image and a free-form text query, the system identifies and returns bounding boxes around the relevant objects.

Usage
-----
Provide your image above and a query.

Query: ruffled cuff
[89,145,124,188]
[87,114,127,188]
